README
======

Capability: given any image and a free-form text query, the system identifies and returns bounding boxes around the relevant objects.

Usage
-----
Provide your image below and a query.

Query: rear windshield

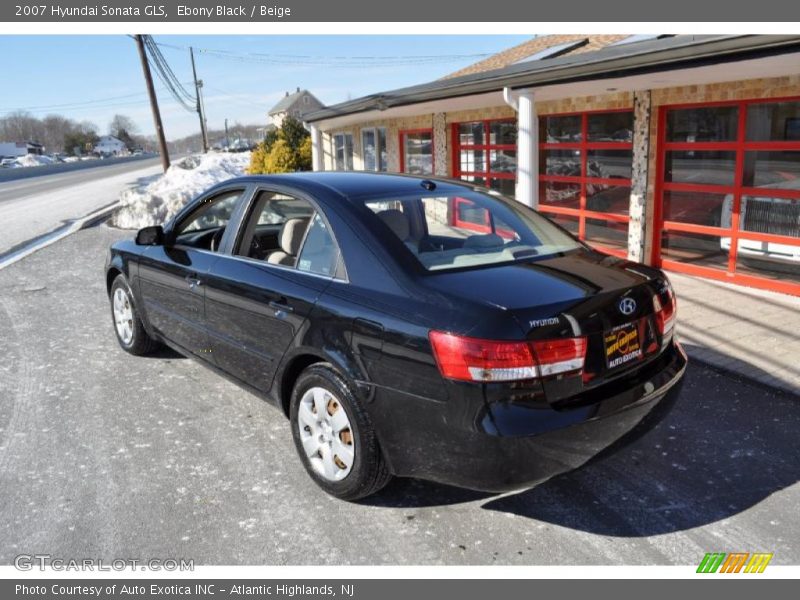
[363,190,581,271]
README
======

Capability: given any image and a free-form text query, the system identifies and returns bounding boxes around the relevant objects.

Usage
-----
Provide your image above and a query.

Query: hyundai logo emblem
[618,297,637,316]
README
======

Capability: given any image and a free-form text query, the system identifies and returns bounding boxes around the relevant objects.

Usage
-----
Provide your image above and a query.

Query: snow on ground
[12,154,55,168]
[0,161,163,256]
[111,152,251,229]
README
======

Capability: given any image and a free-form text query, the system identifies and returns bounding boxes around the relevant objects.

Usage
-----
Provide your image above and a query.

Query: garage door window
[655,98,800,295]
[539,109,634,257]
[452,118,517,195]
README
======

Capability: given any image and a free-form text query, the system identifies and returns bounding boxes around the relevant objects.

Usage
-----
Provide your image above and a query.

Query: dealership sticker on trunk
[605,322,642,369]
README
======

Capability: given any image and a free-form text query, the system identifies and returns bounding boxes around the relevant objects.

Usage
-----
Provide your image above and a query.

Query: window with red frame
[452,119,517,197]
[655,98,800,296]
[538,110,634,257]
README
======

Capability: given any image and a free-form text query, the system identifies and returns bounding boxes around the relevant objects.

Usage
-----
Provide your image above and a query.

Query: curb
[0,200,120,271]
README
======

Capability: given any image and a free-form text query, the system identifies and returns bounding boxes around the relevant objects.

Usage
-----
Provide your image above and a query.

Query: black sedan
[105,172,686,500]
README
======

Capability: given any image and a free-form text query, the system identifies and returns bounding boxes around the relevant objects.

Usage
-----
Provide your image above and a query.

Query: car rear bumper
[370,339,687,493]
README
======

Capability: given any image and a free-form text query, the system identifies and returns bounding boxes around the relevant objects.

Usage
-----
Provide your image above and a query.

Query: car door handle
[269,299,294,314]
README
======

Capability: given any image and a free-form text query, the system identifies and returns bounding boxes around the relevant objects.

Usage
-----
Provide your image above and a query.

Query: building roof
[304,35,800,124]
[443,34,632,79]
[268,89,321,115]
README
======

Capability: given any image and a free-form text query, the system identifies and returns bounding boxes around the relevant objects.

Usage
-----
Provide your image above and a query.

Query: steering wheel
[209,228,225,252]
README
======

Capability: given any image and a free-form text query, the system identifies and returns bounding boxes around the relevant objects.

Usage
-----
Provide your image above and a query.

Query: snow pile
[14,154,55,168]
[112,152,251,229]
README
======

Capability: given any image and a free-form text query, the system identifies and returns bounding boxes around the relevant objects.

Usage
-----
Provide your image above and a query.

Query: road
[0,224,797,565]
[0,157,162,256]
[0,154,160,185]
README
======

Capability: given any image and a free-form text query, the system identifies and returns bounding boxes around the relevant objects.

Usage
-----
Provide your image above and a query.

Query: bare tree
[108,114,140,150]
[108,114,138,138]
[41,114,75,153]
[0,110,43,145]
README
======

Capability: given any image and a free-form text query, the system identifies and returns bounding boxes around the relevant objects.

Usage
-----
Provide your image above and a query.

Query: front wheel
[290,364,392,501]
[110,274,160,356]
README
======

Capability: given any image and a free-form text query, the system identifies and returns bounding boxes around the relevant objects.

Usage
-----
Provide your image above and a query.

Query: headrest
[377,209,409,241]
[279,217,310,256]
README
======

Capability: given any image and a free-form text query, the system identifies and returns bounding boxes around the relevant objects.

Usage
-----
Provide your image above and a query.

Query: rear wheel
[289,364,391,500]
[110,274,159,356]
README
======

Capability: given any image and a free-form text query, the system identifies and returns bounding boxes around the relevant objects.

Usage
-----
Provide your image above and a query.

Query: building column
[310,124,324,171]
[505,88,538,208]
[433,112,448,177]
[628,90,651,263]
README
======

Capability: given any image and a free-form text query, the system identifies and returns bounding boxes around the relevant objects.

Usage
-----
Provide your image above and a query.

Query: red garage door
[654,98,800,296]
[538,109,634,258]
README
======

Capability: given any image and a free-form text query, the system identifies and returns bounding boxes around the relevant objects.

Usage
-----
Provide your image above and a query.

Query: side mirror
[135,225,164,246]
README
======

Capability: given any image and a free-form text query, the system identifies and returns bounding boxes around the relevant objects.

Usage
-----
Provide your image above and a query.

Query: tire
[290,363,392,501]
[109,274,160,356]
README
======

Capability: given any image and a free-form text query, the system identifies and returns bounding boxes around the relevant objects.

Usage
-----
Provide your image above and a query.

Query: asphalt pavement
[0,157,162,205]
[0,155,160,185]
[0,224,797,565]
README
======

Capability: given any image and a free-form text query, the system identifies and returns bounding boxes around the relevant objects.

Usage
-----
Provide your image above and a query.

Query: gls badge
[618,297,637,316]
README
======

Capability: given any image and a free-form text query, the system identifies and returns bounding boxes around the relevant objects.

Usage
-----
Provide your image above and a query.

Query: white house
[268,88,325,128]
[93,136,128,156]
[0,141,45,157]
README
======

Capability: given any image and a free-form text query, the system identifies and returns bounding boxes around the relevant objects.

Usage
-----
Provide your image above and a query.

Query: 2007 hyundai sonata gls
[105,172,686,500]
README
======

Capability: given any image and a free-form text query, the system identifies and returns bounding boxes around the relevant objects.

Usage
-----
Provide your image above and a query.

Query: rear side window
[363,190,580,271]
[235,191,314,266]
[236,190,341,277]
[297,213,339,277]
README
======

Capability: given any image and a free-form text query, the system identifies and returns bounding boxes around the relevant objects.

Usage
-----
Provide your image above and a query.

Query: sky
[0,35,532,141]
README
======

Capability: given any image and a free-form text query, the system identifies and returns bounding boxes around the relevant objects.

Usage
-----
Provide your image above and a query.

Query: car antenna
[420,180,436,191]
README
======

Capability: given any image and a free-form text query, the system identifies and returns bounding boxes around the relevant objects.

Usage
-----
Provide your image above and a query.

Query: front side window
[175,189,244,251]
[333,133,354,171]
[364,190,580,272]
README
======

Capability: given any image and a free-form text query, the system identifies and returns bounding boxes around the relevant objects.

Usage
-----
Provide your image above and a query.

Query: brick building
[304,35,800,296]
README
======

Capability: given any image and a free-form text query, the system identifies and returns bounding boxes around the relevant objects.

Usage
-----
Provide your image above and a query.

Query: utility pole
[135,34,170,172]
[224,118,229,148]
[190,46,209,153]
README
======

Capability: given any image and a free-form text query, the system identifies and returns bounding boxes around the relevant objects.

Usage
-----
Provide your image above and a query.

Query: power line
[0,82,196,114]
[155,40,494,67]
[142,35,196,114]
[0,91,150,113]
[145,36,194,102]
[203,85,268,111]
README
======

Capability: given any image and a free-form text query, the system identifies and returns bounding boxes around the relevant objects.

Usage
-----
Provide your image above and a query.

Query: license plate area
[604,321,644,370]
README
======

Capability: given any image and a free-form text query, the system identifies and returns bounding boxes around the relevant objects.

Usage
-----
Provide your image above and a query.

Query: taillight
[653,282,676,336]
[429,330,587,383]
[530,337,588,377]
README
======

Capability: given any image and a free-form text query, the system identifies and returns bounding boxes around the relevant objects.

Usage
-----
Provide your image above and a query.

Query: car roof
[215,171,475,203]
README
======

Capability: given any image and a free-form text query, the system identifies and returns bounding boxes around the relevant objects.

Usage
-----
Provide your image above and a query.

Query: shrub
[263,139,297,173]
[247,116,312,175]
